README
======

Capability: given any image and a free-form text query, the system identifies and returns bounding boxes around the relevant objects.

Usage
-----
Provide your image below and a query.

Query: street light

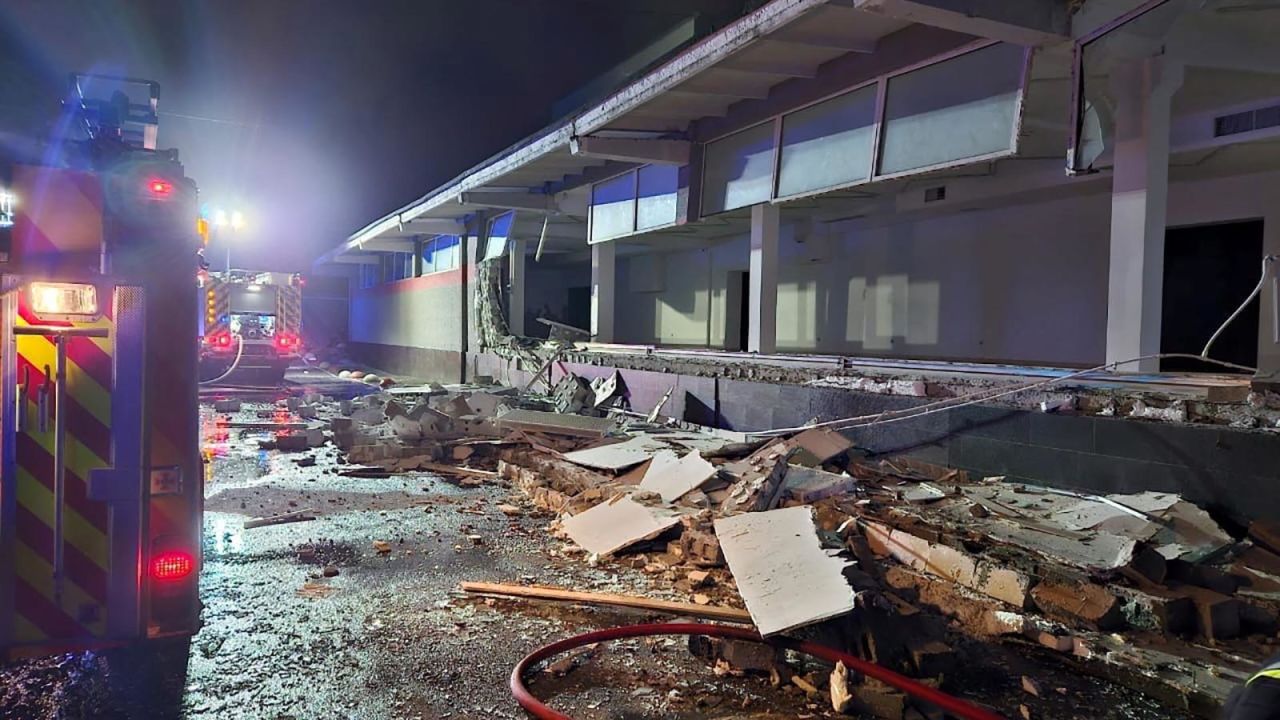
[207,207,246,270]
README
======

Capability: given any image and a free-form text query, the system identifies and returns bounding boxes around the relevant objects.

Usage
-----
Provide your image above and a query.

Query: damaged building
[308,2,1280,714]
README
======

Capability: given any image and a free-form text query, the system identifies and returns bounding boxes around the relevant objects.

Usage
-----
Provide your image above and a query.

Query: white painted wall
[613,167,1280,367]
[349,273,463,351]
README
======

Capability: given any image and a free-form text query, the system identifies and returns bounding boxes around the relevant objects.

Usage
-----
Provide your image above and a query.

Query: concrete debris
[561,435,670,471]
[268,374,1273,717]
[715,506,856,636]
[496,408,615,438]
[561,495,682,558]
[638,450,716,503]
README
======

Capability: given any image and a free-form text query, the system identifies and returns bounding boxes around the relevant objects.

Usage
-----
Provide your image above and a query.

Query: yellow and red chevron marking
[11,294,114,644]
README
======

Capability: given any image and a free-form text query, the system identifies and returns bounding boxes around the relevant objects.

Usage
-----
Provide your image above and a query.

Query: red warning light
[148,178,174,197]
[150,550,193,581]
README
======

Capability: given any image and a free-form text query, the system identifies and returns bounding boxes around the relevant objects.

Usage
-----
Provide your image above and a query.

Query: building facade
[318,0,1280,521]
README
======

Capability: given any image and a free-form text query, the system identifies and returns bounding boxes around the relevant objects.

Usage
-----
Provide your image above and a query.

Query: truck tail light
[148,178,174,198]
[275,333,300,352]
[151,550,193,581]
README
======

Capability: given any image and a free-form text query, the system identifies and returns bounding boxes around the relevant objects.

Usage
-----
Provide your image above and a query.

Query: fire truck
[0,76,203,662]
[198,269,304,384]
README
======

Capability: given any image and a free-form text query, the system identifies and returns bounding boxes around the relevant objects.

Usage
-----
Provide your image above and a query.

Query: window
[636,164,679,231]
[588,165,681,243]
[384,251,413,282]
[359,262,379,289]
[879,43,1025,176]
[590,172,636,242]
[484,212,513,261]
[777,84,877,198]
[701,122,775,215]
[421,235,461,274]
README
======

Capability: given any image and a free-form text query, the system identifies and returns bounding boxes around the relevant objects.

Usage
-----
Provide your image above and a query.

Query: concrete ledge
[474,351,1280,523]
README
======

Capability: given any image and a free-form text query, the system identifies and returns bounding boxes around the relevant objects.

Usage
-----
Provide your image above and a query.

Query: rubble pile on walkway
[259,373,1280,719]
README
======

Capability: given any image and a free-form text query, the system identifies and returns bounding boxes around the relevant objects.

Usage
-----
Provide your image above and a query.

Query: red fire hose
[511,622,1008,720]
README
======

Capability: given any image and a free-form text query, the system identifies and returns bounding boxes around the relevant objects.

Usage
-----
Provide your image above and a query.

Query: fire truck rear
[0,76,202,661]
[198,270,304,384]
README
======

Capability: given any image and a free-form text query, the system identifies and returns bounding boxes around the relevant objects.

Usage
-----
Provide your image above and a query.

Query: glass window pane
[438,235,460,271]
[636,165,679,230]
[880,43,1025,175]
[485,212,513,261]
[778,84,877,197]
[589,171,636,242]
[702,122,776,215]
[422,238,437,274]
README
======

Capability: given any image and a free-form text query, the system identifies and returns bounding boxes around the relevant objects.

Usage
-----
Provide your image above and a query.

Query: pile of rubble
[254,371,1279,719]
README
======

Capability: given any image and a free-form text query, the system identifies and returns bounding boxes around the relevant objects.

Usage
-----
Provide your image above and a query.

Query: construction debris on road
[204,370,1280,719]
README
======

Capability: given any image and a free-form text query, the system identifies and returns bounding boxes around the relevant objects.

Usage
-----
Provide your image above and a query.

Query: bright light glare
[213,209,229,227]
[230,211,245,230]
[30,282,98,316]
[245,284,262,292]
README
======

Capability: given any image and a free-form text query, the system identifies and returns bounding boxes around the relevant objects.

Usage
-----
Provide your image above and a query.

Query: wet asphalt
[0,370,1202,720]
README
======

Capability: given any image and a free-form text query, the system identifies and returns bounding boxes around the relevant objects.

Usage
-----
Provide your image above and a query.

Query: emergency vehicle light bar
[29,282,98,317]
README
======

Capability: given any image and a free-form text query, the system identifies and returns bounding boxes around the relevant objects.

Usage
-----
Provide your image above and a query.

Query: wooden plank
[244,509,317,529]
[715,506,856,636]
[460,581,753,624]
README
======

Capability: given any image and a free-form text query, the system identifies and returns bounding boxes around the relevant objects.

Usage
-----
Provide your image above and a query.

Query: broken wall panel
[715,506,856,636]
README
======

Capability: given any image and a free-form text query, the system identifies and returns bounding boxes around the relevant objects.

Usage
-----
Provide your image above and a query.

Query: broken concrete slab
[786,427,853,468]
[561,495,682,558]
[715,506,856,636]
[562,435,671,471]
[639,450,716,503]
[863,521,1030,608]
[497,409,616,439]
[779,465,858,505]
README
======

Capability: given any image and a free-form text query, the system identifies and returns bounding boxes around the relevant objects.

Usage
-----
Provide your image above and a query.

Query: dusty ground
[0,372,1202,720]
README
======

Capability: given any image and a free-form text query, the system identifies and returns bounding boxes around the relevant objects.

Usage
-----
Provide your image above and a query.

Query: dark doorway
[725,271,750,352]
[566,286,591,332]
[1160,220,1263,373]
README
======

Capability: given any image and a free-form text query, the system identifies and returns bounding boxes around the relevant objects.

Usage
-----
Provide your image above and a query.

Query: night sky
[0,0,745,271]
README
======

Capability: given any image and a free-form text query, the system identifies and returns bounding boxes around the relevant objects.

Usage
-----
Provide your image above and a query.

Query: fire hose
[510,623,1007,720]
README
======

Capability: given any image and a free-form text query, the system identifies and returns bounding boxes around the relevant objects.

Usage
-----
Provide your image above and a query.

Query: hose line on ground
[198,334,245,386]
[510,623,1007,720]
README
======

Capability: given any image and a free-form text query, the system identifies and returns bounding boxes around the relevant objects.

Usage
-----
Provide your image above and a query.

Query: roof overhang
[319,0,1068,271]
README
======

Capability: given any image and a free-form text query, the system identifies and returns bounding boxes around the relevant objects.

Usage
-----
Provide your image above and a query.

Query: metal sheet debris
[715,506,856,636]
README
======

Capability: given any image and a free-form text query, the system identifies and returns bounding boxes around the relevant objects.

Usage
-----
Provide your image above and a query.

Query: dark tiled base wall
[465,353,1280,523]
[715,380,1280,525]
[349,342,462,384]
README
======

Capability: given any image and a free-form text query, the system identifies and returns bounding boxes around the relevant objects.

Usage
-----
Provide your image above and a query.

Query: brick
[1030,580,1124,631]
[907,639,955,678]
[882,567,1025,638]
[213,399,242,413]
[856,679,908,720]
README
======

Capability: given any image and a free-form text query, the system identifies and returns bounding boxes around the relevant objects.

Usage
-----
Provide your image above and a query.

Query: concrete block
[213,399,242,413]
[864,521,1030,608]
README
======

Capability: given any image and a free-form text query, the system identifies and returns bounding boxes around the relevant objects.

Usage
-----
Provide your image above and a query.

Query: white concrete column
[1257,220,1280,387]
[509,238,526,336]
[1105,57,1183,372]
[591,241,616,343]
[748,202,780,354]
